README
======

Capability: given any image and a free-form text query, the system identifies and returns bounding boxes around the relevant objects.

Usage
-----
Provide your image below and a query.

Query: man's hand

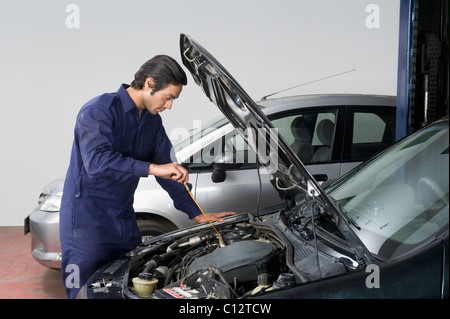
[193,212,236,224]
[148,163,189,184]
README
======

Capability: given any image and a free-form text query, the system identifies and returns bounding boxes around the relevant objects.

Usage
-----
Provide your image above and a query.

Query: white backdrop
[0,0,400,226]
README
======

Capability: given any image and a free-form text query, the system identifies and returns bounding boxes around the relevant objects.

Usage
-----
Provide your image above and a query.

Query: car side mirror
[211,168,226,183]
[211,153,242,183]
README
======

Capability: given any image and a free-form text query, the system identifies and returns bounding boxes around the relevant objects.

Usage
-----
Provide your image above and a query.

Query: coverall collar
[118,84,140,114]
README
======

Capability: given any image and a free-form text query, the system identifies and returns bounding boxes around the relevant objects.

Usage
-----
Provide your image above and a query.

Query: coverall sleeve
[76,106,150,183]
[150,126,202,219]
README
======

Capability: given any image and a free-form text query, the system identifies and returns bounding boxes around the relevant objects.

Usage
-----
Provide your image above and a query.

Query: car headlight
[37,193,46,204]
[39,191,62,212]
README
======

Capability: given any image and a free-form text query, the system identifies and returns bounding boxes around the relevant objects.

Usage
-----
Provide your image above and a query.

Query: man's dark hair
[130,55,187,94]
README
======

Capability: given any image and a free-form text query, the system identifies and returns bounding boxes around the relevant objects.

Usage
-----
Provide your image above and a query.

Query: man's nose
[165,100,173,110]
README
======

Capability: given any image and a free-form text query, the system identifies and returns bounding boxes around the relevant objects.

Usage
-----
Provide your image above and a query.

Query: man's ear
[146,77,155,90]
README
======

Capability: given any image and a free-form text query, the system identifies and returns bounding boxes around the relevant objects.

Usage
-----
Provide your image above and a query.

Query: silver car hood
[179,34,376,266]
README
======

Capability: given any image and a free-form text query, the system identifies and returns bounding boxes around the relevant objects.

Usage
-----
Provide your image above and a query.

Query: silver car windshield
[327,119,449,260]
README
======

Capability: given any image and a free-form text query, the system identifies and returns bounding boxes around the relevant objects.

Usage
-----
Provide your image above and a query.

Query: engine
[128,222,290,299]
[126,205,353,299]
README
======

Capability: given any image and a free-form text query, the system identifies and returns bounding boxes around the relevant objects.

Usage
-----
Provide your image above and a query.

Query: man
[60,55,234,298]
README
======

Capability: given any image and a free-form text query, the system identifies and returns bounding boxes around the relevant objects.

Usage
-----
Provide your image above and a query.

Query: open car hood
[179,34,375,266]
[180,33,320,203]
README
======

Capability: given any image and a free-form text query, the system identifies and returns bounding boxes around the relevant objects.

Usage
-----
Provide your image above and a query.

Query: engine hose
[164,263,181,286]
[248,212,310,283]
[140,252,171,276]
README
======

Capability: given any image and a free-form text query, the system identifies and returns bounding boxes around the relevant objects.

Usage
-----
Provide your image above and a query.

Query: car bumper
[25,206,62,269]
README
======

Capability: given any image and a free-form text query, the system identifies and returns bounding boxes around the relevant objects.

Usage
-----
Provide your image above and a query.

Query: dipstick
[184,184,226,246]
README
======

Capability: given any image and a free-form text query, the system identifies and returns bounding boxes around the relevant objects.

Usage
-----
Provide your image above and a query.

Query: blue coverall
[60,84,201,298]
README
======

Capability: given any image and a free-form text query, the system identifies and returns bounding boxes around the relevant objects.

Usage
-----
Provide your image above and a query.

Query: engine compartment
[124,204,357,299]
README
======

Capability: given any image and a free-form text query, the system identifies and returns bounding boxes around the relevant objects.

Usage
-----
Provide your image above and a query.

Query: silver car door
[189,130,284,214]
[194,168,283,214]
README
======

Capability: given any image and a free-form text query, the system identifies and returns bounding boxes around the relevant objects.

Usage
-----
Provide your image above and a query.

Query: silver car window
[173,116,228,153]
[271,111,337,164]
[345,109,396,161]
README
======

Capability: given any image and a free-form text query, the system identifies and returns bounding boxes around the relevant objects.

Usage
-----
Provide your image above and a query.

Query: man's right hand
[148,163,189,184]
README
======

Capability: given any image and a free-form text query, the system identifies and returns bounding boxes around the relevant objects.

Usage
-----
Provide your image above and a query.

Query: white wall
[0,0,400,226]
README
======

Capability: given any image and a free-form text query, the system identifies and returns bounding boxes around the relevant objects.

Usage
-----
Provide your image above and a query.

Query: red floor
[0,226,67,299]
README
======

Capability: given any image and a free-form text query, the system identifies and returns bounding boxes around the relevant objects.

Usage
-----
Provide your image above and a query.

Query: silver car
[24,93,395,270]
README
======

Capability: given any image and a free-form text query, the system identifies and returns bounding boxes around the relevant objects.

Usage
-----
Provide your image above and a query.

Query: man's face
[142,79,183,115]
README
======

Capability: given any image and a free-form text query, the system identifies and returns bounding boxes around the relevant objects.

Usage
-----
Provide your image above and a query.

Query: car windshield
[327,118,449,261]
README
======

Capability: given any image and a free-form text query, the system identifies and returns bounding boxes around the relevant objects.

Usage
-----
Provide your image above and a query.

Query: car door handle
[313,174,328,182]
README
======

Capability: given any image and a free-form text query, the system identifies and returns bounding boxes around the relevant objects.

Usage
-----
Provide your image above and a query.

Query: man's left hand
[193,212,236,224]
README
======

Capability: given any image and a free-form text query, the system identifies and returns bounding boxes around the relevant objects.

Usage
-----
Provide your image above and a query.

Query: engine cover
[188,240,279,283]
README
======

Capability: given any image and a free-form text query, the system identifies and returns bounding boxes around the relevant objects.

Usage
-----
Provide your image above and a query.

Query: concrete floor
[0,226,67,299]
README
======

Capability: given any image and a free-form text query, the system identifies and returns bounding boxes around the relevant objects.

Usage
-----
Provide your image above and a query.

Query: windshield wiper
[325,195,376,267]
[330,196,361,230]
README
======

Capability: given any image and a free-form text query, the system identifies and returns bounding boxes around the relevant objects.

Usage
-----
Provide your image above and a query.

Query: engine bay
[123,202,359,299]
